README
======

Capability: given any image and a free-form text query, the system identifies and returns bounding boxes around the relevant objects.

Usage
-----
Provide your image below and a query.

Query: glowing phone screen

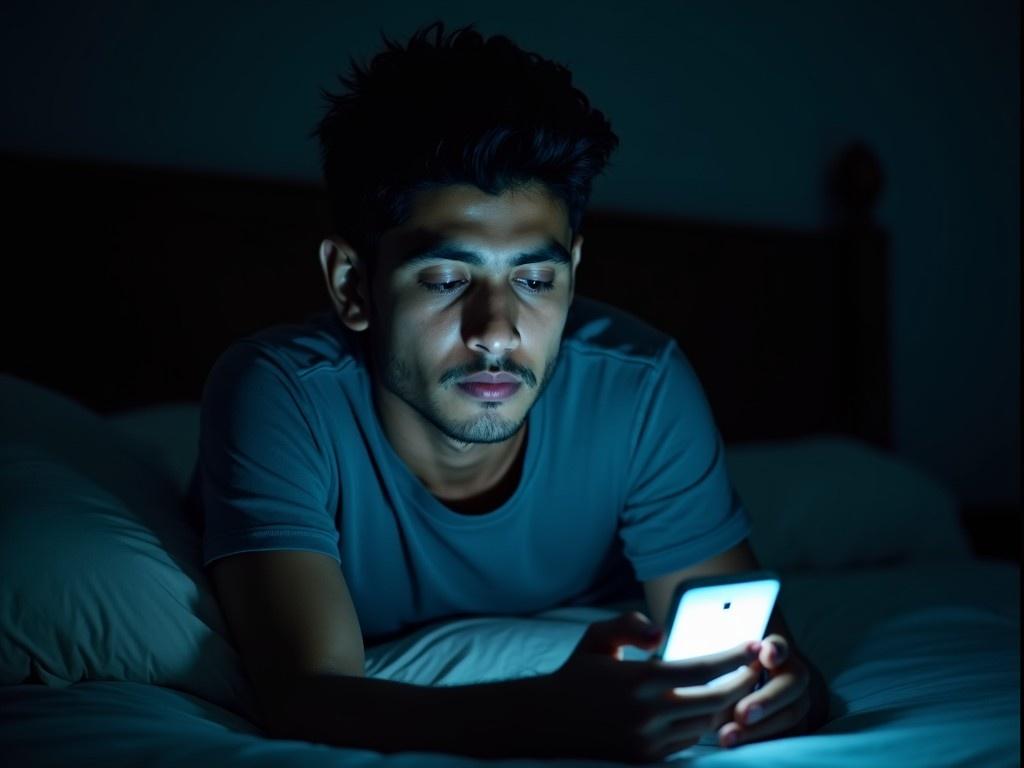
[661,576,780,688]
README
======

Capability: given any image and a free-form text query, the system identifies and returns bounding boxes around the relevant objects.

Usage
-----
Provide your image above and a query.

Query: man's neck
[372,382,527,503]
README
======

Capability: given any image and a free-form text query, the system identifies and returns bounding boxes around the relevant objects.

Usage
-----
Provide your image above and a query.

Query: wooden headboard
[2,147,889,447]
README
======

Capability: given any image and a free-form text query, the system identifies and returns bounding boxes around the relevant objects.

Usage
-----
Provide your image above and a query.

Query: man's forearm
[275,671,548,757]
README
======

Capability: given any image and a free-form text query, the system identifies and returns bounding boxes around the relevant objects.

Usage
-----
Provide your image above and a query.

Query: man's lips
[454,372,525,401]
[456,381,521,400]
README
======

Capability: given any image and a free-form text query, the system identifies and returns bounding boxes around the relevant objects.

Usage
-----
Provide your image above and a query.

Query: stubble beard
[379,343,562,445]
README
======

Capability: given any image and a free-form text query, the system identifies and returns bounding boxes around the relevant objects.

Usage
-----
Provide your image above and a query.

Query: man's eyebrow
[397,237,572,269]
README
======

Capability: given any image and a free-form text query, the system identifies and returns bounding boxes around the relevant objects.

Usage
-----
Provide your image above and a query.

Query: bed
[1,147,1019,766]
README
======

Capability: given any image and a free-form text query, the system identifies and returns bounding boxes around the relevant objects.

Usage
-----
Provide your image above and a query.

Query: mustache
[442,360,537,388]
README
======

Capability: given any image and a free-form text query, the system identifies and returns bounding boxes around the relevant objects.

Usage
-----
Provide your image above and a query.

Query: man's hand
[715,633,813,748]
[641,540,829,749]
[534,611,764,763]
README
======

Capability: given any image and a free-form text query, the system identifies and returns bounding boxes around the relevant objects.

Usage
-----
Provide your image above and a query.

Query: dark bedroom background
[1,1,1018,553]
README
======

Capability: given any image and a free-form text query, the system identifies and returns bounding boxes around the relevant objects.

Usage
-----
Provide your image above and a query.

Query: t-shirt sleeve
[196,341,339,567]
[619,340,751,582]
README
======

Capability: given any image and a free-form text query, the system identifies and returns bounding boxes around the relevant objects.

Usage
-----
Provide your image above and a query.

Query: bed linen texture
[2,563,1018,767]
[0,382,1018,766]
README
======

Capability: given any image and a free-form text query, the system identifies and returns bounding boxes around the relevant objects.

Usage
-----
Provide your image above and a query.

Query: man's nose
[462,282,521,356]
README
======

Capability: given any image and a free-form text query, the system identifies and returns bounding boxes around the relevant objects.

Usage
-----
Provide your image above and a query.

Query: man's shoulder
[561,295,675,369]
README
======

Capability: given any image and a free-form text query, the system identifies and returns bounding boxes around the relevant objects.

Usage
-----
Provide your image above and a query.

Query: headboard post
[826,142,891,448]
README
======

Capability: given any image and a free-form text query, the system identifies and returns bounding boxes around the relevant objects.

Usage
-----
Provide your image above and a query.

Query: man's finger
[719,695,811,748]
[641,662,761,713]
[651,641,762,689]
[577,611,663,657]
[760,634,790,670]
[735,663,807,726]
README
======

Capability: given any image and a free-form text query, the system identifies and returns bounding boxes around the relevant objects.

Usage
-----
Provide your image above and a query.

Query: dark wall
[0,1,1018,507]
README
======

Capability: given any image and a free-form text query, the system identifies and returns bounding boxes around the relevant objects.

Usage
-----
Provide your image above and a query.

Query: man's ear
[318,236,370,332]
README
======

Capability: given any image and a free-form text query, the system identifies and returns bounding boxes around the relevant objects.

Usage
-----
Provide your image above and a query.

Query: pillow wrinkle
[1,375,257,722]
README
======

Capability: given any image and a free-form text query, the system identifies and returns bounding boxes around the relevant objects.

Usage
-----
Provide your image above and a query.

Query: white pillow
[106,403,201,497]
[0,376,257,721]
[726,436,973,571]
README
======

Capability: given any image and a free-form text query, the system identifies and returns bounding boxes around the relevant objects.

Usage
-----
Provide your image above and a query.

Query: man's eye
[517,278,555,293]
[419,279,467,293]
[418,278,554,294]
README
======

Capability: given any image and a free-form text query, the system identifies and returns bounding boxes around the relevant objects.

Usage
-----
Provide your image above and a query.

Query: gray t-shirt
[188,295,750,641]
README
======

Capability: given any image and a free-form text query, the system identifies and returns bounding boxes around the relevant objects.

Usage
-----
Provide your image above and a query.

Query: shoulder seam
[296,358,358,379]
[561,337,668,370]
[623,339,677,499]
[233,338,356,380]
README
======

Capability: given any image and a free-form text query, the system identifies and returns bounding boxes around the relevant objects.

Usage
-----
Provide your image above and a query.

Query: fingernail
[746,704,763,725]
[722,731,739,748]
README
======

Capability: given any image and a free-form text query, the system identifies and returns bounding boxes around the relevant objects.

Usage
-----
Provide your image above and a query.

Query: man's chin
[436,403,527,445]
[443,418,524,445]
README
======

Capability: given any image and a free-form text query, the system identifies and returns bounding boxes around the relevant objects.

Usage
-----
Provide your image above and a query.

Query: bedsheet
[1,561,1018,767]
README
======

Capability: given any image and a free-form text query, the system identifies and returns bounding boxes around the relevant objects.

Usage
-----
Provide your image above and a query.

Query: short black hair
[311,20,620,269]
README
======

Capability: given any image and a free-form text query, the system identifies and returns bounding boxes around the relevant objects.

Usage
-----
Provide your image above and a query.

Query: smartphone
[657,570,780,689]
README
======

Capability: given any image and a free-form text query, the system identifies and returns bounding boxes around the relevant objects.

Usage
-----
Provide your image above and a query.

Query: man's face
[365,182,582,445]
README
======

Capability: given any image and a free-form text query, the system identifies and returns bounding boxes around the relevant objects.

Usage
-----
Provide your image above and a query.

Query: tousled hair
[311,20,620,272]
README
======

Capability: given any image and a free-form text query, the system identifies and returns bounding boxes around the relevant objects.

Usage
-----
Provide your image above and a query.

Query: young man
[189,20,828,762]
